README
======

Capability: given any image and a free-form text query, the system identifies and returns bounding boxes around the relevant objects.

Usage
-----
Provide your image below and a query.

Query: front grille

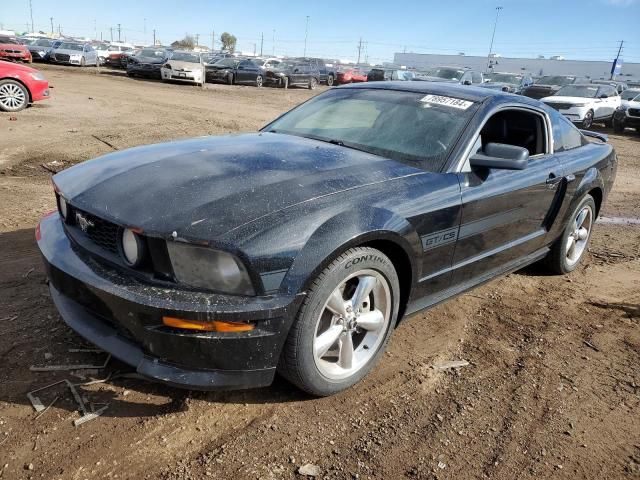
[73,208,120,254]
[629,108,640,117]
[545,102,573,111]
[55,53,70,62]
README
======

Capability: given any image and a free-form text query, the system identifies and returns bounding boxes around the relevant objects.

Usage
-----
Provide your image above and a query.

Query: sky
[1,0,639,63]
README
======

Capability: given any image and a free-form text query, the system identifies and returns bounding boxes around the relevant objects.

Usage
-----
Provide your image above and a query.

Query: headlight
[58,196,68,220]
[167,242,254,295]
[573,103,587,107]
[29,71,45,81]
[120,228,145,267]
[164,63,171,70]
[616,105,628,111]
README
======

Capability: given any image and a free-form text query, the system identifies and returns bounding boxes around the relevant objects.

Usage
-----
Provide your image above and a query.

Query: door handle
[546,173,563,186]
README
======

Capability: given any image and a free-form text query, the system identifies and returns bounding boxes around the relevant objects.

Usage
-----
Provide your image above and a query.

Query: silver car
[49,42,98,67]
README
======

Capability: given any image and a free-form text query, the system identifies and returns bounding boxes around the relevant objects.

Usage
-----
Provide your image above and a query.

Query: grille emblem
[75,212,95,232]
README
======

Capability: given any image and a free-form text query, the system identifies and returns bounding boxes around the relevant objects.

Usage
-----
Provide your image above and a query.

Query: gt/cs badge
[421,228,458,251]
[75,212,94,232]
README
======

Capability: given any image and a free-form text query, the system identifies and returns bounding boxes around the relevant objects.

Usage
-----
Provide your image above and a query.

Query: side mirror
[599,94,608,99]
[469,143,529,170]
[463,80,472,85]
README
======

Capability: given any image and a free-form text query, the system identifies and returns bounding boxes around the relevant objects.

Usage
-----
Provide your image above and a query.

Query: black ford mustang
[37,83,616,396]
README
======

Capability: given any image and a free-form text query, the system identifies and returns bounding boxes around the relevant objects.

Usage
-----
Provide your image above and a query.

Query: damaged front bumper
[36,213,303,391]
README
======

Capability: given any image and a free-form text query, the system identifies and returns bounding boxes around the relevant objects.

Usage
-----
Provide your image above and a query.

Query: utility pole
[94,18,97,40]
[143,18,146,35]
[211,29,215,51]
[29,0,34,33]
[272,29,275,56]
[610,40,624,80]
[110,27,113,42]
[260,32,264,56]
[486,6,503,71]
[117,23,121,42]
[195,33,199,46]
[153,29,156,46]
[50,17,54,34]
[303,16,310,57]
[58,24,61,36]
[356,38,363,64]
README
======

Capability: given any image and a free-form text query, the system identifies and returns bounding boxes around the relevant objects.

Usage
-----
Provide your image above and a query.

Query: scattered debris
[432,360,470,370]
[27,379,87,416]
[22,268,34,278]
[34,395,60,420]
[30,353,111,372]
[73,405,108,427]
[583,340,600,352]
[297,463,321,477]
[91,134,118,150]
[8,116,17,121]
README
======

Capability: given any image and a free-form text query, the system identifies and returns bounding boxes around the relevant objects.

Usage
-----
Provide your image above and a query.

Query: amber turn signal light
[162,316,255,332]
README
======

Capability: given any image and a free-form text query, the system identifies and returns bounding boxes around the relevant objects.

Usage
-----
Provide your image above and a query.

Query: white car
[541,84,621,129]
[161,51,205,85]
[613,88,640,133]
[94,42,135,65]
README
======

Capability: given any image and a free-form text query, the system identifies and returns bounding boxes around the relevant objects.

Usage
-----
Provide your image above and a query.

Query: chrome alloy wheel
[566,205,593,267]
[313,269,391,380]
[0,82,27,111]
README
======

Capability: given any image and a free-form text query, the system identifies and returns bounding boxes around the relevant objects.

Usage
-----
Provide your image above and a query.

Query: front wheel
[613,119,625,133]
[227,73,234,85]
[278,247,400,396]
[581,110,594,129]
[326,75,334,86]
[80,56,86,67]
[0,79,29,112]
[544,195,596,274]
[308,77,318,90]
[255,75,263,88]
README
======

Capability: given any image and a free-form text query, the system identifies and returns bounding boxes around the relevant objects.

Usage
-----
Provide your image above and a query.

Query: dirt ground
[0,64,638,480]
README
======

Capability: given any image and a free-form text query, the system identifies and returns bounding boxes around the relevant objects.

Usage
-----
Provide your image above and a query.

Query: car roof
[340,81,536,104]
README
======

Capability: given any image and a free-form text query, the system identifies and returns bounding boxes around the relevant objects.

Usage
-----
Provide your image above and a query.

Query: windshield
[171,52,201,62]
[621,90,640,101]
[139,49,166,57]
[33,38,52,46]
[422,68,464,80]
[535,75,574,85]
[263,88,477,171]
[59,43,83,51]
[485,73,521,84]
[0,36,20,45]
[555,85,599,98]
[212,58,238,67]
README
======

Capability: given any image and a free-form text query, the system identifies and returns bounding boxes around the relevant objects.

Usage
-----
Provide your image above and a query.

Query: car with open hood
[161,51,205,85]
[541,83,620,128]
[127,47,171,79]
[0,35,31,63]
[24,37,55,62]
[479,71,533,94]
[613,88,640,133]
[521,75,583,99]
[49,41,98,66]
[37,82,616,396]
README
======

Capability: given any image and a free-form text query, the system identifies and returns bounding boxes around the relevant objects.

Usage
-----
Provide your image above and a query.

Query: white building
[393,52,640,81]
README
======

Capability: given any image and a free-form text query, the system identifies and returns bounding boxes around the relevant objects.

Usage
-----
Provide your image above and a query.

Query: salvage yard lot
[0,64,638,479]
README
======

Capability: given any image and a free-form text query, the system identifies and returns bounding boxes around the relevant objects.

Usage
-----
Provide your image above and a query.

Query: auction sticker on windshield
[421,94,474,110]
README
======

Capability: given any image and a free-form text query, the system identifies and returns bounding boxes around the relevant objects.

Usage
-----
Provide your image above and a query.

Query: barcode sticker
[420,94,474,110]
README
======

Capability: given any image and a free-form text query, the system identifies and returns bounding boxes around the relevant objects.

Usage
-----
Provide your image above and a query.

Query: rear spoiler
[580,129,608,143]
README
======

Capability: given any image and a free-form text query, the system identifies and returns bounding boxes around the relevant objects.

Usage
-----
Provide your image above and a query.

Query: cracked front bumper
[37,213,303,390]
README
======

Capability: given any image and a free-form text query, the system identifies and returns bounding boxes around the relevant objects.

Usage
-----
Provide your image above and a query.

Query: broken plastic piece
[30,354,111,372]
[73,405,108,427]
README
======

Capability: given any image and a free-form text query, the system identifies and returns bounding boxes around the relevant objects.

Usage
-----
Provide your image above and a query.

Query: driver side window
[479,109,547,156]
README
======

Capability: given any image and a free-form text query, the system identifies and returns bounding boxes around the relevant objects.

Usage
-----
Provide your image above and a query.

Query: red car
[0,35,32,63]
[336,68,368,85]
[0,60,50,112]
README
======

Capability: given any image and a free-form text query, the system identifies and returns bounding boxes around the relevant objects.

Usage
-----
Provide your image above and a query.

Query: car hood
[53,133,419,239]
[0,43,28,51]
[52,48,84,55]
[132,56,165,64]
[541,95,594,104]
[165,60,202,70]
[621,99,640,108]
[0,59,38,73]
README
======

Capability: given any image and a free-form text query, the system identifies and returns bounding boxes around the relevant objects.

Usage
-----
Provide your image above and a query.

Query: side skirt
[403,246,550,318]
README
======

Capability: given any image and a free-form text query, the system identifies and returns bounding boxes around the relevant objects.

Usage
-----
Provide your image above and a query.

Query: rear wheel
[255,75,263,88]
[545,195,595,274]
[581,110,594,129]
[278,247,400,396]
[0,79,29,112]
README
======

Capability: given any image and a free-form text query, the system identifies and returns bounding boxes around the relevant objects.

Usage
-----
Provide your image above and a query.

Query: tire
[326,75,334,87]
[98,56,105,66]
[80,56,85,67]
[278,247,400,396]
[613,119,625,133]
[308,77,318,90]
[544,195,596,275]
[0,79,29,112]
[604,117,613,128]
[255,75,263,88]
[227,73,234,85]
[581,110,594,129]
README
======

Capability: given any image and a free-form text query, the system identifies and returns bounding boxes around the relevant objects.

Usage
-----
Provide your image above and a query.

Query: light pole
[29,0,34,33]
[487,6,503,71]
[272,29,275,56]
[303,16,310,57]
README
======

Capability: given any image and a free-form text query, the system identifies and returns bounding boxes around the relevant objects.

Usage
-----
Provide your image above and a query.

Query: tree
[171,35,195,49]
[220,32,237,53]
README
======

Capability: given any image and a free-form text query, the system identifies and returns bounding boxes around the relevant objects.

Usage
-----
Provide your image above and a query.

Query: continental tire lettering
[345,254,388,269]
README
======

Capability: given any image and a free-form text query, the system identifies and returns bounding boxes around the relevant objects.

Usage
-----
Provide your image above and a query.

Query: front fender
[281,206,421,296]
